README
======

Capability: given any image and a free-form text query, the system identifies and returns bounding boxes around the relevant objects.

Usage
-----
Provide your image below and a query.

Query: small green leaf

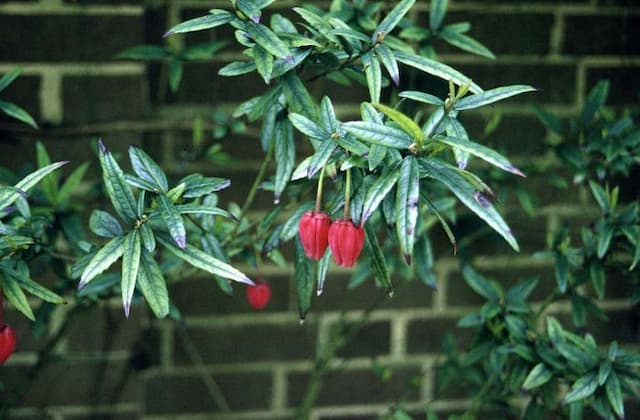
[169,59,183,92]
[181,174,231,198]
[581,80,609,125]
[3,266,65,304]
[140,223,156,252]
[253,45,274,83]
[157,194,186,249]
[307,140,337,179]
[522,363,553,390]
[158,234,253,285]
[462,265,500,301]
[0,66,22,93]
[129,146,169,193]
[399,90,444,106]
[564,372,598,404]
[218,60,257,76]
[433,135,525,176]
[343,121,413,149]
[0,161,67,210]
[605,372,624,419]
[375,44,400,85]
[365,223,393,295]
[137,249,169,318]
[289,112,330,140]
[394,50,482,94]
[590,261,605,299]
[245,22,290,59]
[98,140,138,223]
[294,237,314,321]
[57,162,89,205]
[236,0,261,23]
[121,229,142,317]
[362,52,382,104]
[506,277,538,303]
[414,235,437,288]
[115,45,169,60]
[89,210,123,238]
[598,360,611,386]
[79,236,126,289]
[35,141,58,203]
[455,85,535,110]
[316,249,332,296]
[361,164,401,223]
[0,99,38,128]
[396,156,420,264]
[429,0,448,31]
[374,103,424,142]
[173,204,235,220]
[164,10,234,37]
[373,0,415,40]
[2,274,35,320]
[274,117,295,204]
[282,72,317,119]
[439,30,495,59]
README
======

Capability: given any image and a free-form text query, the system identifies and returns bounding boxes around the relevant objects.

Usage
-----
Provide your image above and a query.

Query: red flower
[246,280,272,310]
[298,211,332,260]
[0,324,17,364]
[328,219,365,268]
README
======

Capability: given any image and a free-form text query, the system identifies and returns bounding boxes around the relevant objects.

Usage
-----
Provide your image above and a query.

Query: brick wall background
[1,0,639,419]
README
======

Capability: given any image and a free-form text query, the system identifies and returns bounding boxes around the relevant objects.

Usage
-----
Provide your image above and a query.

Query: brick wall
[1,0,639,419]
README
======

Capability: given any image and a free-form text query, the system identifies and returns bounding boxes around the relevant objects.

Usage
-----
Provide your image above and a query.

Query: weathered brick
[1,359,138,407]
[144,372,272,414]
[425,12,554,55]
[586,66,640,106]
[173,323,317,365]
[178,63,265,104]
[587,309,640,344]
[335,320,391,358]
[459,114,547,156]
[169,274,290,316]
[407,318,474,354]
[64,414,139,420]
[0,15,144,62]
[62,75,146,123]
[288,367,421,407]
[563,15,640,55]
[317,415,377,420]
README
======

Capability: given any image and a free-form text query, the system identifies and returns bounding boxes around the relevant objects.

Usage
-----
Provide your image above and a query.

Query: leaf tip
[175,236,187,249]
[98,139,108,154]
[316,287,323,296]
[404,253,412,265]
[162,30,173,39]
[124,301,131,318]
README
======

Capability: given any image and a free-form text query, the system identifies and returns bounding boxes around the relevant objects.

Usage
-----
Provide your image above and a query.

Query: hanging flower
[328,219,365,268]
[246,280,272,310]
[0,324,17,364]
[298,211,332,260]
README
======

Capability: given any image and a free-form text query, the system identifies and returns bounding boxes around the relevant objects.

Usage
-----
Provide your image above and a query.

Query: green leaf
[598,360,611,386]
[173,204,235,220]
[0,66,22,93]
[307,140,337,179]
[274,117,295,204]
[365,223,393,295]
[121,229,141,317]
[522,363,553,390]
[396,156,420,264]
[373,0,415,40]
[181,174,231,198]
[218,60,257,76]
[0,99,38,128]
[374,103,424,142]
[605,372,624,419]
[375,44,400,86]
[90,210,123,238]
[157,194,186,249]
[115,45,169,60]
[137,249,169,318]
[455,85,536,110]
[429,0,448,30]
[420,158,519,251]
[98,140,138,223]
[506,277,538,303]
[289,112,330,140]
[2,274,35,320]
[245,22,290,59]
[534,106,564,135]
[316,249,332,296]
[361,165,401,223]
[164,10,234,37]
[140,223,156,252]
[3,266,65,304]
[588,181,609,212]
[57,162,89,205]
[282,72,317,119]
[362,52,382,104]
[439,30,495,59]
[444,117,471,169]
[581,80,609,125]
[394,50,482,94]
[182,40,228,60]
[79,236,126,289]
[433,135,525,176]
[158,234,253,285]
[294,237,314,321]
[0,161,67,211]
[564,372,598,404]
[555,253,569,293]
[462,265,500,301]
[253,45,274,83]
[399,90,444,106]
[597,222,614,259]
[415,235,437,288]
[343,121,413,149]
[125,174,157,192]
[169,59,183,92]
[590,261,605,299]
[236,0,261,23]
[35,142,58,203]
[128,146,169,193]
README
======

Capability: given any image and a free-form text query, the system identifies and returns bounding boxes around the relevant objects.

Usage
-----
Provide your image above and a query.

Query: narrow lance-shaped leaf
[282,72,318,119]
[4,267,65,304]
[0,100,38,128]
[394,50,482,94]
[157,234,253,285]
[274,117,295,204]
[57,162,89,205]
[163,10,234,37]
[236,0,261,23]
[429,0,448,31]
[343,121,413,149]
[374,103,423,142]
[316,249,331,296]
[375,44,400,86]
[121,229,142,317]
[98,140,138,223]
[364,223,393,296]
[0,161,67,210]
[399,90,444,106]
[434,136,525,176]
[581,80,609,125]
[294,237,314,321]
[308,139,337,179]
[396,156,420,264]
[219,61,257,77]
[361,165,400,223]
[373,0,415,40]
[136,248,169,319]
[289,112,330,140]
[362,52,381,104]
[454,85,536,110]
[245,22,290,59]
[414,234,437,288]
[79,236,126,288]
[564,372,598,404]
[439,30,495,60]
[0,66,22,93]
[157,194,186,249]
[140,223,156,252]
[253,45,274,83]
[522,363,553,390]
[444,116,470,169]
[129,146,169,192]
[605,372,624,419]
[36,142,58,203]
[89,210,123,238]
[2,274,35,321]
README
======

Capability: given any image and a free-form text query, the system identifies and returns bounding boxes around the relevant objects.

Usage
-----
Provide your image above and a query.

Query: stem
[315,165,327,213]
[343,168,352,220]
[306,39,381,83]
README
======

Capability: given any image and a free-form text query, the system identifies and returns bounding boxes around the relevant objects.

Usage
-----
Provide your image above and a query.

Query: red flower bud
[0,324,17,364]
[298,211,332,260]
[328,219,365,268]
[246,280,272,310]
